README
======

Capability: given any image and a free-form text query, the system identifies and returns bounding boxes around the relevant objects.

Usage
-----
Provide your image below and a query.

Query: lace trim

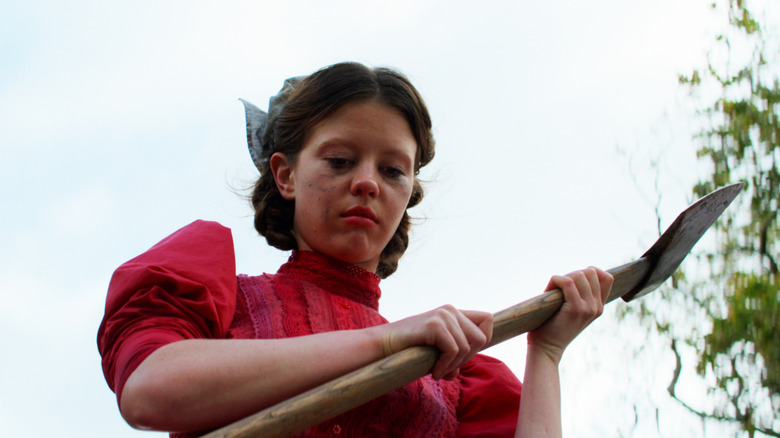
[226,252,460,437]
[277,250,382,310]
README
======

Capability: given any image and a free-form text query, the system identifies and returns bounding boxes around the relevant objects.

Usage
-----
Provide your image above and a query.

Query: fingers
[384,306,492,381]
[461,309,494,346]
[582,266,614,307]
[429,306,492,380]
[572,268,604,317]
[427,306,469,379]
[596,267,614,303]
[530,267,614,361]
[549,267,613,317]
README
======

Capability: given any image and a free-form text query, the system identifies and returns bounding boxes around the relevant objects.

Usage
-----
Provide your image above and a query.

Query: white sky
[0,1,746,436]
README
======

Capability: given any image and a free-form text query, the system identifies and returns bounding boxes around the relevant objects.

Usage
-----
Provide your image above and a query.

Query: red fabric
[458,355,522,437]
[96,220,236,405]
[229,251,461,437]
[97,221,522,437]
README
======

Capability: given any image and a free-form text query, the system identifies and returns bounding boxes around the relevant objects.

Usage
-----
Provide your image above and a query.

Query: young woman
[98,62,613,437]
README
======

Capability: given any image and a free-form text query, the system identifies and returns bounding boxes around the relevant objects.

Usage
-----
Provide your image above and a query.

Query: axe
[203,182,745,438]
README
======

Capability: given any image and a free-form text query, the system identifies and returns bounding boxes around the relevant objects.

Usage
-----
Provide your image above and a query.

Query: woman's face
[271,99,417,273]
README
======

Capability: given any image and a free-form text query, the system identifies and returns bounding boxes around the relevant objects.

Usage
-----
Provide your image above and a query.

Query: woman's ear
[269,152,296,200]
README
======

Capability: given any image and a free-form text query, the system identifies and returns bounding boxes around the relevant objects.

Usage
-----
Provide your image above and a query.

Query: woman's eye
[326,157,351,168]
[383,166,406,178]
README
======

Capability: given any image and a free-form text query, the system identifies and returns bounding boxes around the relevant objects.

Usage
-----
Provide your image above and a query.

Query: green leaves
[623,0,780,435]
[684,0,779,433]
[711,274,779,394]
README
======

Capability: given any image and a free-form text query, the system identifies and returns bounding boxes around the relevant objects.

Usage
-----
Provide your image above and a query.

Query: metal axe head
[622,182,745,302]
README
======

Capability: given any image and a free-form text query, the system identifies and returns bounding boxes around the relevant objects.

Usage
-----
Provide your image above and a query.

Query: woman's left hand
[527,267,613,364]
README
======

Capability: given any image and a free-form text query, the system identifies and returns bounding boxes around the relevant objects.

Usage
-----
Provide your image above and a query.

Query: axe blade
[622,182,746,302]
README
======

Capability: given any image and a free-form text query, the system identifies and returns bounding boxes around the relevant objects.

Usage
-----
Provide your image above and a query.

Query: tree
[621,1,779,436]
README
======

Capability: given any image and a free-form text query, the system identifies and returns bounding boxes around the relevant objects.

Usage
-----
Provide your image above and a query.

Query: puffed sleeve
[97,220,237,406]
[457,354,522,437]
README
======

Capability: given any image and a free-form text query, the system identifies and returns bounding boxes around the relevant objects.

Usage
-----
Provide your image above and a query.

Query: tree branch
[667,340,780,437]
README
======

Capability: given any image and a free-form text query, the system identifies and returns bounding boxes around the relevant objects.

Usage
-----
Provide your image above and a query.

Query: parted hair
[250,62,435,278]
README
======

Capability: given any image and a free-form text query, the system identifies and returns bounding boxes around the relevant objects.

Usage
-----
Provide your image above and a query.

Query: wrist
[363,324,393,359]
[526,339,564,367]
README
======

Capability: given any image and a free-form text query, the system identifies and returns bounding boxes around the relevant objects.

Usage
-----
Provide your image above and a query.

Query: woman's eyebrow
[314,138,355,153]
[383,143,415,162]
[385,152,414,170]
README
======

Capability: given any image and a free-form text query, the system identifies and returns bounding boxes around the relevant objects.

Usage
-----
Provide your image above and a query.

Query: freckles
[309,182,337,193]
[310,173,337,193]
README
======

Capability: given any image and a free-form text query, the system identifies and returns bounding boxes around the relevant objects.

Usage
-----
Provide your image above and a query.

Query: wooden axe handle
[490,257,650,347]
[203,257,651,438]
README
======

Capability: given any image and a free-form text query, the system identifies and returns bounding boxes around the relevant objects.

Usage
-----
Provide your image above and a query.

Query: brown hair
[251,62,435,278]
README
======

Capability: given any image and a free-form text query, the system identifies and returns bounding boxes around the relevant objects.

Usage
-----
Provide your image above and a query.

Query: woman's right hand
[374,306,494,380]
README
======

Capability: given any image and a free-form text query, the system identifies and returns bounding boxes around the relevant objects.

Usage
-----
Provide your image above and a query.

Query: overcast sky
[1,1,744,436]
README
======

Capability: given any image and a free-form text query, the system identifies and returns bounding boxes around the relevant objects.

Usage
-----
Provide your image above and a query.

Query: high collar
[277,250,382,310]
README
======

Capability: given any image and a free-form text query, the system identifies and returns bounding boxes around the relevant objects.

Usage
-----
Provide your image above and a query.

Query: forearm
[120,327,385,433]
[514,267,612,436]
[515,344,562,438]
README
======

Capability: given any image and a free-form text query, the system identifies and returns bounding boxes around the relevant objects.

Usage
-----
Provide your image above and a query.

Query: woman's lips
[341,206,378,226]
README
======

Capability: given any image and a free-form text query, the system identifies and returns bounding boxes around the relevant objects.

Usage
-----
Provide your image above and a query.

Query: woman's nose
[350,167,379,198]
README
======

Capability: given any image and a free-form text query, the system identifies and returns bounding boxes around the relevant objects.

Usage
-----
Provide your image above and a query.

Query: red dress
[98,221,522,437]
